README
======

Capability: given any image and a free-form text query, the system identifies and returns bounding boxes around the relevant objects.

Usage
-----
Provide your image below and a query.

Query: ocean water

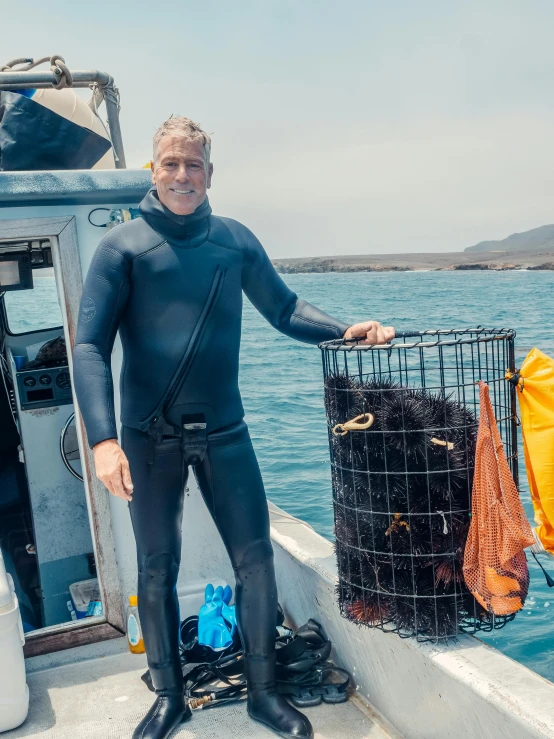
[5,269,554,681]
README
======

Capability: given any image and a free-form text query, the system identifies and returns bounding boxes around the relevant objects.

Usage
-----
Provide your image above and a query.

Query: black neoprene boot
[132,694,191,739]
[246,655,314,739]
[132,662,191,739]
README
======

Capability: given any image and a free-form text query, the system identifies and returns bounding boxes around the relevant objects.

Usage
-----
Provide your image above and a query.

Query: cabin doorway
[0,218,123,655]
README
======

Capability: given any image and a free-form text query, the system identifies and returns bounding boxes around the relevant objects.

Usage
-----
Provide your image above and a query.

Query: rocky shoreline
[274,260,412,274]
[271,253,554,274]
[445,262,554,271]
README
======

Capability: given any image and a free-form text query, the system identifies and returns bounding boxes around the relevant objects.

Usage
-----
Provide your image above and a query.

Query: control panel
[16,366,73,410]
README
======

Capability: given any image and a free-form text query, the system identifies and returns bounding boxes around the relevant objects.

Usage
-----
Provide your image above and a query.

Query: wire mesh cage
[320,328,519,643]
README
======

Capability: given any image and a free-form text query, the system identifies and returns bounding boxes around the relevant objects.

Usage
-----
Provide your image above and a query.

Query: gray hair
[153,116,212,164]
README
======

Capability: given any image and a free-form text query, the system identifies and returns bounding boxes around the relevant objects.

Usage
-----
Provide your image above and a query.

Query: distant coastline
[272,251,554,274]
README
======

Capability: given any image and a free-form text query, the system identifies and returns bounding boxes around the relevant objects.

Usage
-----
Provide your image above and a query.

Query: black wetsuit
[73,190,349,739]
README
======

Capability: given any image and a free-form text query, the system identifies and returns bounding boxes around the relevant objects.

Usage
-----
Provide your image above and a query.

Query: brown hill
[466,224,554,253]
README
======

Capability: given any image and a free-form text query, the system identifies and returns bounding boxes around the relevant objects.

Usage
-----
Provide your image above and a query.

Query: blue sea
[6,269,554,681]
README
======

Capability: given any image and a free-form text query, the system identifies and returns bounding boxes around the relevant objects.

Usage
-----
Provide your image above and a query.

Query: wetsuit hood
[139,187,212,247]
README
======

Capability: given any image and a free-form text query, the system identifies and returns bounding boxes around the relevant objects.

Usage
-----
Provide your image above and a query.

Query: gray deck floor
[8,651,391,738]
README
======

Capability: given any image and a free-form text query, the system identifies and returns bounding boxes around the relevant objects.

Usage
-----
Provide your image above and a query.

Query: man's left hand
[343,321,395,345]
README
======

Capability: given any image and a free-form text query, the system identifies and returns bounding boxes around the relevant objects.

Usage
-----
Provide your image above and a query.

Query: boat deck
[9,643,392,738]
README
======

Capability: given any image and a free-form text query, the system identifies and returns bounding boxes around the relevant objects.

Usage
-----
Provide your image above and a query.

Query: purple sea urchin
[326,374,480,640]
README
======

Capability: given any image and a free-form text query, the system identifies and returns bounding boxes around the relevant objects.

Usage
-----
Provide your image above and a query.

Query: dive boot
[132,695,191,739]
[246,655,314,739]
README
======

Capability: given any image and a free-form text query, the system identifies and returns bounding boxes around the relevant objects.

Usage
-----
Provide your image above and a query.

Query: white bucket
[0,551,29,733]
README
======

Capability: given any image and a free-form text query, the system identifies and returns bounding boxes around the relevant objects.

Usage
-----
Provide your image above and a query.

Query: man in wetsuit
[73,117,394,739]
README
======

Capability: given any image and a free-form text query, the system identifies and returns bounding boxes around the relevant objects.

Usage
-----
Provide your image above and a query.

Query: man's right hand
[92,439,134,502]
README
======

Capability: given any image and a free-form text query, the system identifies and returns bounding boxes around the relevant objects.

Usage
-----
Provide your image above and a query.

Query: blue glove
[198,583,236,650]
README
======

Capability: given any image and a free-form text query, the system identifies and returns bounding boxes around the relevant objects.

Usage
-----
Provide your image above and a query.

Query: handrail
[0,70,110,88]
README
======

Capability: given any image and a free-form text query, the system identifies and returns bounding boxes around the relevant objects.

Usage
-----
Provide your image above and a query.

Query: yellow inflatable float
[507,348,554,553]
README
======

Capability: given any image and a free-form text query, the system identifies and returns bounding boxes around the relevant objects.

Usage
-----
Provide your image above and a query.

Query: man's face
[151,136,213,216]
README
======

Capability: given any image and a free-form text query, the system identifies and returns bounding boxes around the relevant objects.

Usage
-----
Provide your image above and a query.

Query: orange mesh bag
[463,381,534,616]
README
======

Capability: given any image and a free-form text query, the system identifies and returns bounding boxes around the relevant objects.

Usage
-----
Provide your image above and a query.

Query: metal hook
[332,413,375,437]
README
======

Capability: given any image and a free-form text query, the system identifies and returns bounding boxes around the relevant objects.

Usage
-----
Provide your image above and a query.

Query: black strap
[180,414,208,466]
[146,413,208,482]
[277,664,350,697]
[276,618,328,665]
[146,415,177,465]
[531,551,554,587]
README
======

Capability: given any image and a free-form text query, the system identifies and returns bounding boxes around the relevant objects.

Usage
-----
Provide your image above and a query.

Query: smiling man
[73,117,394,739]
[153,132,212,214]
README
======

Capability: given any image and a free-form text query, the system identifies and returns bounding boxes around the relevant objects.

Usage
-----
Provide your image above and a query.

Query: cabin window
[4,267,62,335]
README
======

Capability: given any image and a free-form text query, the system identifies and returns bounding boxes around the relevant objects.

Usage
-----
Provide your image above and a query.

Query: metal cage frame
[320,327,519,643]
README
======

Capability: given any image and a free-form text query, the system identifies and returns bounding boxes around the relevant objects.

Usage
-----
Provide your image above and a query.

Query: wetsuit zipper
[141,267,225,435]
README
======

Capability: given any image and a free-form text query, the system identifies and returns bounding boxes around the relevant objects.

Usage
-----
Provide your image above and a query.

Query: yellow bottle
[127,595,145,654]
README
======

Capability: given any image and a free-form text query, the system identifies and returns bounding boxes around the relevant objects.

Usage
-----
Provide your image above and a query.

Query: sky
[3,1,554,257]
